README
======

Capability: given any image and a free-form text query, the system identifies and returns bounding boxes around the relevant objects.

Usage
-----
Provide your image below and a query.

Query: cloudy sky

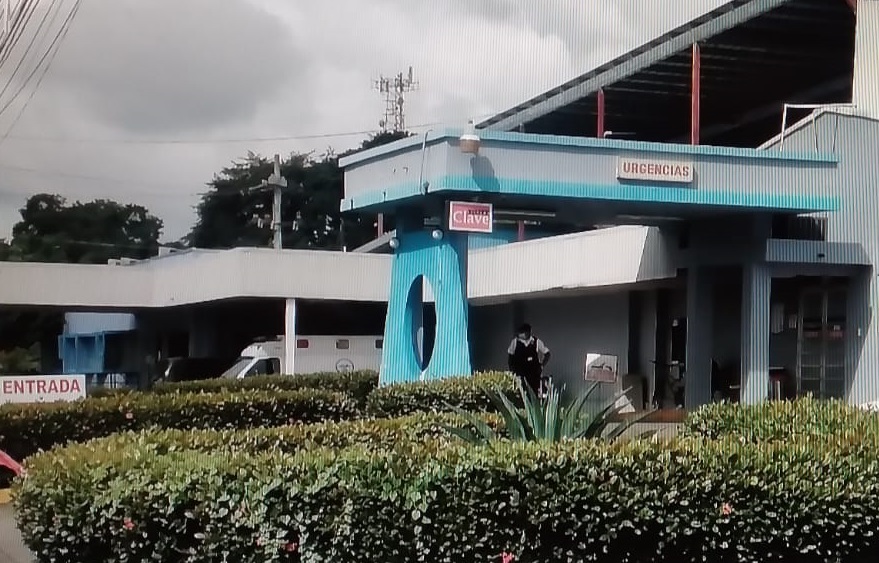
[0,0,726,242]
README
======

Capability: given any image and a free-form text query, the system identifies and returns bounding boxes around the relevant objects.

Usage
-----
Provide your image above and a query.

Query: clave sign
[617,157,694,184]
[448,201,493,234]
[0,375,86,404]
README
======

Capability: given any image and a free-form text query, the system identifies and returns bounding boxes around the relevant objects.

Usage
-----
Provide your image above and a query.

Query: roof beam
[480,0,795,131]
[670,74,852,144]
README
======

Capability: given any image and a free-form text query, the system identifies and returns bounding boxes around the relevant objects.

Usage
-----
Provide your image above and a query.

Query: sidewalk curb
[0,489,11,505]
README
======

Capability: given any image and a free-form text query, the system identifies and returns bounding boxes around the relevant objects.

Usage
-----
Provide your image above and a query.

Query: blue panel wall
[381,227,472,385]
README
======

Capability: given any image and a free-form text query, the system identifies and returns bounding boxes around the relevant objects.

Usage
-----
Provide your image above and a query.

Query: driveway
[0,506,32,563]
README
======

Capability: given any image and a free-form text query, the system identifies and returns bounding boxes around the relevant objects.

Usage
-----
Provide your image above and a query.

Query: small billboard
[448,201,493,234]
[584,354,619,384]
[0,375,87,405]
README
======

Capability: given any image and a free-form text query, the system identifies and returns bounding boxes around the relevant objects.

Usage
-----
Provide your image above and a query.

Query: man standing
[507,323,551,395]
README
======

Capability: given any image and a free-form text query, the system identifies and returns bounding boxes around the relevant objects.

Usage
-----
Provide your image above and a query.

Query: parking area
[0,506,31,563]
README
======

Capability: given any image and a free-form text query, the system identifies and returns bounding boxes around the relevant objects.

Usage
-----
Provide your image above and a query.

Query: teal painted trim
[439,175,840,212]
[344,175,840,213]
[340,128,838,167]
[340,180,423,212]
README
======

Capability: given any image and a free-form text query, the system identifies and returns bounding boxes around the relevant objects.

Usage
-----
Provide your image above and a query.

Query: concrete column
[740,263,771,404]
[685,267,714,409]
[284,298,297,375]
[853,0,879,119]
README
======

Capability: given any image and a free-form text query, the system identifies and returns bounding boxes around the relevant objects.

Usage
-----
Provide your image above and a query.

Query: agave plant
[444,379,653,444]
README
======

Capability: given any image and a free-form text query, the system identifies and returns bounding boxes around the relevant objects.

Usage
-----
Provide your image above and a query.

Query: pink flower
[283,542,298,553]
[122,517,135,531]
[255,537,264,547]
[501,552,516,563]
[721,502,734,516]
[125,412,134,420]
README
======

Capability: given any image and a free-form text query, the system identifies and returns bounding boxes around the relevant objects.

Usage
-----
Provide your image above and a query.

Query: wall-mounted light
[459,120,481,155]
[389,237,400,250]
[431,229,444,241]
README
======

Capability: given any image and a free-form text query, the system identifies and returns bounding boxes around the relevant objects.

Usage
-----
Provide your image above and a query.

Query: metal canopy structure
[480,0,855,148]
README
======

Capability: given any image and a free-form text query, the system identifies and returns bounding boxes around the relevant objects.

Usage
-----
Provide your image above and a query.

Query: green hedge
[89,370,380,401]
[149,370,380,401]
[682,396,879,442]
[0,388,355,470]
[366,371,518,417]
[16,434,879,563]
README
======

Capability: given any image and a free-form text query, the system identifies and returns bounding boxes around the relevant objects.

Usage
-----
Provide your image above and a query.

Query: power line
[0,113,499,146]
[0,0,39,68]
[0,0,62,104]
[0,0,80,132]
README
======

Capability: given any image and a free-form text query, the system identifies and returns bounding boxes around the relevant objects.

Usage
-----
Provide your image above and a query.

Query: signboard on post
[584,354,619,383]
[0,375,86,405]
[448,201,493,234]
[617,157,694,184]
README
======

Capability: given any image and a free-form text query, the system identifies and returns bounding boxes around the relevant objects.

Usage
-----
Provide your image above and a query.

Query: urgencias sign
[448,201,493,234]
[0,375,86,404]
[617,157,694,184]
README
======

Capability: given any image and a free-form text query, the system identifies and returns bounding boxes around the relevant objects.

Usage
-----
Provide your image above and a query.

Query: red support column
[691,43,701,146]
[597,88,606,138]
[517,220,526,242]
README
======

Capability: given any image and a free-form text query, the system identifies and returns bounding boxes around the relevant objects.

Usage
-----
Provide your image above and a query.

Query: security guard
[507,323,551,395]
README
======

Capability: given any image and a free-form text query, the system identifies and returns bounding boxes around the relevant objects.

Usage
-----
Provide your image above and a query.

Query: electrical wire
[0,112,500,146]
[0,0,39,69]
[0,0,80,141]
[0,0,62,104]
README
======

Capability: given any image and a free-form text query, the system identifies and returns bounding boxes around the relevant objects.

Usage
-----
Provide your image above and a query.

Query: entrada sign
[0,375,86,404]
[617,157,694,184]
[448,201,493,234]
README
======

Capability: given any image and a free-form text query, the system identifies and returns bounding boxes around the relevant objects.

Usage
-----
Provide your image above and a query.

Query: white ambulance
[219,335,383,379]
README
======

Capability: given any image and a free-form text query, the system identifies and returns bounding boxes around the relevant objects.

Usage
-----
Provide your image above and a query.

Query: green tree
[6,194,163,264]
[0,194,164,359]
[187,130,411,251]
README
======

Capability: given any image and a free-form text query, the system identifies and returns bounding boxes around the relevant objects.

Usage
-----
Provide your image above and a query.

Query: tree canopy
[187,131,410,251]
[3,193,163,264]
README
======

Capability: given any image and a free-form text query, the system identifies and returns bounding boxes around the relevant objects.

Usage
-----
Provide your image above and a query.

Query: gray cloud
[0,0,728,242]
[53,0,306,134]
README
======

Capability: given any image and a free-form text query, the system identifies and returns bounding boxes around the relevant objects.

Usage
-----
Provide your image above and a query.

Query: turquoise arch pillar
[380,224,472,385]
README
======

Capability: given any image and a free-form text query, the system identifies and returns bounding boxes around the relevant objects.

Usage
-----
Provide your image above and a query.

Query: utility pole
[250,154,288,250]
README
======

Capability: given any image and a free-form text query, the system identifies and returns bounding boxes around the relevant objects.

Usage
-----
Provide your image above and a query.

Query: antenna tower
[373,66,418,133]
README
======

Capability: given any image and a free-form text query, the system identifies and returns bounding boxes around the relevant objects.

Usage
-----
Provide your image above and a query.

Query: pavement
[0,505,32,563]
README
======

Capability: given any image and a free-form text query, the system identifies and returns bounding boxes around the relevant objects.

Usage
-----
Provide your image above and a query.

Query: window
[336,339,350,350]
[296,339,309,349]
[375,339,383,349]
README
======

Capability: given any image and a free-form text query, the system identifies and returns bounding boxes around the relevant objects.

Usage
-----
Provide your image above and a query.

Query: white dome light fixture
[388,237,400,250]
[459,120,481,155]
[431,228,444,241]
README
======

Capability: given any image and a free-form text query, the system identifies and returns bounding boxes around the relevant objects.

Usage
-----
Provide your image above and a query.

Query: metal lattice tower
[373,66,418,133]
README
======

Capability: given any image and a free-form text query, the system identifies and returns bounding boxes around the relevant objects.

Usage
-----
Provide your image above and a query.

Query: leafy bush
[0,388,355,470]
[16,434,879,563]
[88,371,380,401]
[446,380,650,444]
[367,371,518,417]
[149,370,379,401]
[682,396,879,442]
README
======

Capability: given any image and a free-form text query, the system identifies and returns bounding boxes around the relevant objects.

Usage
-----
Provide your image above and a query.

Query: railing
[775,103,857,151]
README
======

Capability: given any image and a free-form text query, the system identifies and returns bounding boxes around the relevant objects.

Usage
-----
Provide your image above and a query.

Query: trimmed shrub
[0,389,355,469]
[682,396,879,442]
[367,371,518,417]
[148,370,380,401]
[16,435,879,563]
[88,371,380,401]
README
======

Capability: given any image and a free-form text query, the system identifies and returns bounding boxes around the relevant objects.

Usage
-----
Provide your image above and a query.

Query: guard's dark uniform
[508,334,549,394]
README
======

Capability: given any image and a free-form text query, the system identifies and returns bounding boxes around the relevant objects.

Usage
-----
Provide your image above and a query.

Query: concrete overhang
[0,227,677,310]
[340,129,840,223]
